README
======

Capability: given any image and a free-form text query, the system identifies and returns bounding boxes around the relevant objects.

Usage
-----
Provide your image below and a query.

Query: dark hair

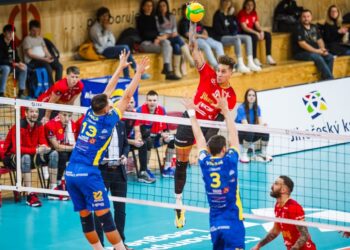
[96,7,111,21]
[66,66,80,75]
[218,55,235,70]
[280,175,294,193]
[146,90,158,97]
[207,135,227,155]
[243,88,259,125]
[302,9,312,15]
[156,0,171,25]
[181,3,187,17]
[3,24,15,33]
[140,0,155,15]
[243,0,256,11]
[29,20,40,30]
[91,94,108,114]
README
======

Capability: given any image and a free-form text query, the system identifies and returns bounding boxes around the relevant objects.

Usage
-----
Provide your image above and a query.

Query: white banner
[258,77,350,155]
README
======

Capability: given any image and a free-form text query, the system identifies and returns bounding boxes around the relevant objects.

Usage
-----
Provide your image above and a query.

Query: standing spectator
[156,0,194,78]
[252,176,316,250]
[134,90,176,180]
[23,20,63,86]
[293,10,334,80]
[179,4,225,70]
[3,107,59,207]
[137,0,179,80]
[235,88,272,163]
[90,7,150,80]
[238,0,276,66]
[213,0,261,73]
[324,5,350,56]
[37,66,83,123]
[0,24,27,98]
[94,120,133,250]
[45,111,77,199]
[273,0,303,32]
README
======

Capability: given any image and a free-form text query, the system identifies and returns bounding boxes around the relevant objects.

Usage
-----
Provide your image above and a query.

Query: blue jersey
[70,107,122,167]
[198,147,243,222]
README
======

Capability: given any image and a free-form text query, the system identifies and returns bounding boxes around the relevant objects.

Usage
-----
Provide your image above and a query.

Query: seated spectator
[155,0,194,78]
[22,20,63,86]
[212,0,261,73]
[37,66,83,123]
[235,88,272,163]
[179,4,225,70]
[45,111,77,197]
[238,0,276,66]
[135,90,175,180]
[0,24,27,98]
[90,7,150,80]
[293,10,334,80]
[324,5,350,56]
[137,0,179,80]
[3,107,60,207]
[273,0,303,32]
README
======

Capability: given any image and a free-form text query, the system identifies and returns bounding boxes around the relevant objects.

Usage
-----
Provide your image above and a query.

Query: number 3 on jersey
[210,172,221,188]
[81,122,97,137]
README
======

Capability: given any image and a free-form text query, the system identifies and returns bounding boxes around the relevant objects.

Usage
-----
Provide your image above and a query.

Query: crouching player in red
[65,50,150,250]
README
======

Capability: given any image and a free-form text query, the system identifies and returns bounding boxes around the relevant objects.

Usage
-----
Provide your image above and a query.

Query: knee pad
[175,161,188,180]
[97,211,117,233]
[80,213,95,233]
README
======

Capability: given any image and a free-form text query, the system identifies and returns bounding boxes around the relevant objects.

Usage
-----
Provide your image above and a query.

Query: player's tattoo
[259,232,278,247]
[291,225,310,250]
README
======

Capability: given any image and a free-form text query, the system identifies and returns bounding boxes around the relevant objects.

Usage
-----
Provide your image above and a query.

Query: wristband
[187,109,195,117]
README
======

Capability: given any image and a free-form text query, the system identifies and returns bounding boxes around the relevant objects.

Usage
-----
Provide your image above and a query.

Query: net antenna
[11,24,17,98]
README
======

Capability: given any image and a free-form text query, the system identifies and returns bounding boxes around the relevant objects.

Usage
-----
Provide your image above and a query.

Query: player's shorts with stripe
[210,219,245,250]
[65,163,110,212]
[174,111,225,148]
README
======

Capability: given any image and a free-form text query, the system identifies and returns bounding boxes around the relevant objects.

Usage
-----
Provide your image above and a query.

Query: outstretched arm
[103,49,131,98]
[189,23,205,70]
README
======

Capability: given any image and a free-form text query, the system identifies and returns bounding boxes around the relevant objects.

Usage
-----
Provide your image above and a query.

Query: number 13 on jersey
[81,122,97,137]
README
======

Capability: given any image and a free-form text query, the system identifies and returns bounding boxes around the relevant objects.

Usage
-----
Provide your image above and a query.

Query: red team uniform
[237,9,258,30]
[275,199,316,250]
[45,116,78,144]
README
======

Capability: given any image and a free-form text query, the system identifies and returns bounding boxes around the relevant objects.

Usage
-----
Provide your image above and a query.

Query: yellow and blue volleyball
[186,2,205,23]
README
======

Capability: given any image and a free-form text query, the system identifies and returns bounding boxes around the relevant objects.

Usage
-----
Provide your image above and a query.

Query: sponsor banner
[258,77,350,155]
[80,77,137,107]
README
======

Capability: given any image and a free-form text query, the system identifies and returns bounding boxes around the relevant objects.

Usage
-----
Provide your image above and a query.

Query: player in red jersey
[173,29,237,228]
[252,176,316,250]
[37,66,83,123]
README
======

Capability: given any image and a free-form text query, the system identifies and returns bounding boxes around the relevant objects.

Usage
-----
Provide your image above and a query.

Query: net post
[15,104,22,190]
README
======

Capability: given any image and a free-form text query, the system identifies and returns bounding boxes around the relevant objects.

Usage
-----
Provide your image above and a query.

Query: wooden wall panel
[0,0,349,59]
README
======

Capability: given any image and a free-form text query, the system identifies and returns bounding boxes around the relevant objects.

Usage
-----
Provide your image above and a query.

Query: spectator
[37,66,83,123]
[45,111,77,198]
[235,88,272,163]
[0,24,27,98]
[292,10,334,80]
[94,120,133,250]
[89,7,150,80]
[179,4,225,70]
[155,0,194,78]
[22,20,63,86]
[137,0,180,80]
[252,176,316,250]
[3,107,60,207]
[324,5,350,56]
[273,0,303,32]
[238,0,276,66]
[134,90,175,180]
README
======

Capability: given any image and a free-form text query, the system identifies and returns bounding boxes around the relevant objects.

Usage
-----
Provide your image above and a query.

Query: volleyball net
[0,98,349,233]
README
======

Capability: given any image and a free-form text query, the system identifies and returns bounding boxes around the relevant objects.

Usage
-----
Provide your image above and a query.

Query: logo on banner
[302,91,327,119]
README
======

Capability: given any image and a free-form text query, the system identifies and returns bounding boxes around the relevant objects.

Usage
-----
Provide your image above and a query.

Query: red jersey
[275,199,316,250]
[37,78,84,103]
[4,119,48,155]
[194,63,236,120]
[45,116,78,145]
[134,104,168,134]
[237,10,258,29]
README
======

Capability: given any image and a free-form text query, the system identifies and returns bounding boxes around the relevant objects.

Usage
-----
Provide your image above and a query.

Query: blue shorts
[210,219,245,250]
[65,163,110,212]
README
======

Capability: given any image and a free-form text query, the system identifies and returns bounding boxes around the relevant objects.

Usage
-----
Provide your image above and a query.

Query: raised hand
[136,56,150,75]
[181,97,198,111]
[212,92,229,115]
[118,49,131,70]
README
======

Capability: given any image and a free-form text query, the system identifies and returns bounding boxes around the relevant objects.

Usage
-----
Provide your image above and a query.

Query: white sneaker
[266,55,276,65]
[237,64,251,73]
[252,154,273,162]
[254,58,262,66]
[248,61,262,72]
[240,153,250,163]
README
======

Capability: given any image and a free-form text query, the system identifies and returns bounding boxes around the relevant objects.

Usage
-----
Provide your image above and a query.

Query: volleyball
[186,2,205,23]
